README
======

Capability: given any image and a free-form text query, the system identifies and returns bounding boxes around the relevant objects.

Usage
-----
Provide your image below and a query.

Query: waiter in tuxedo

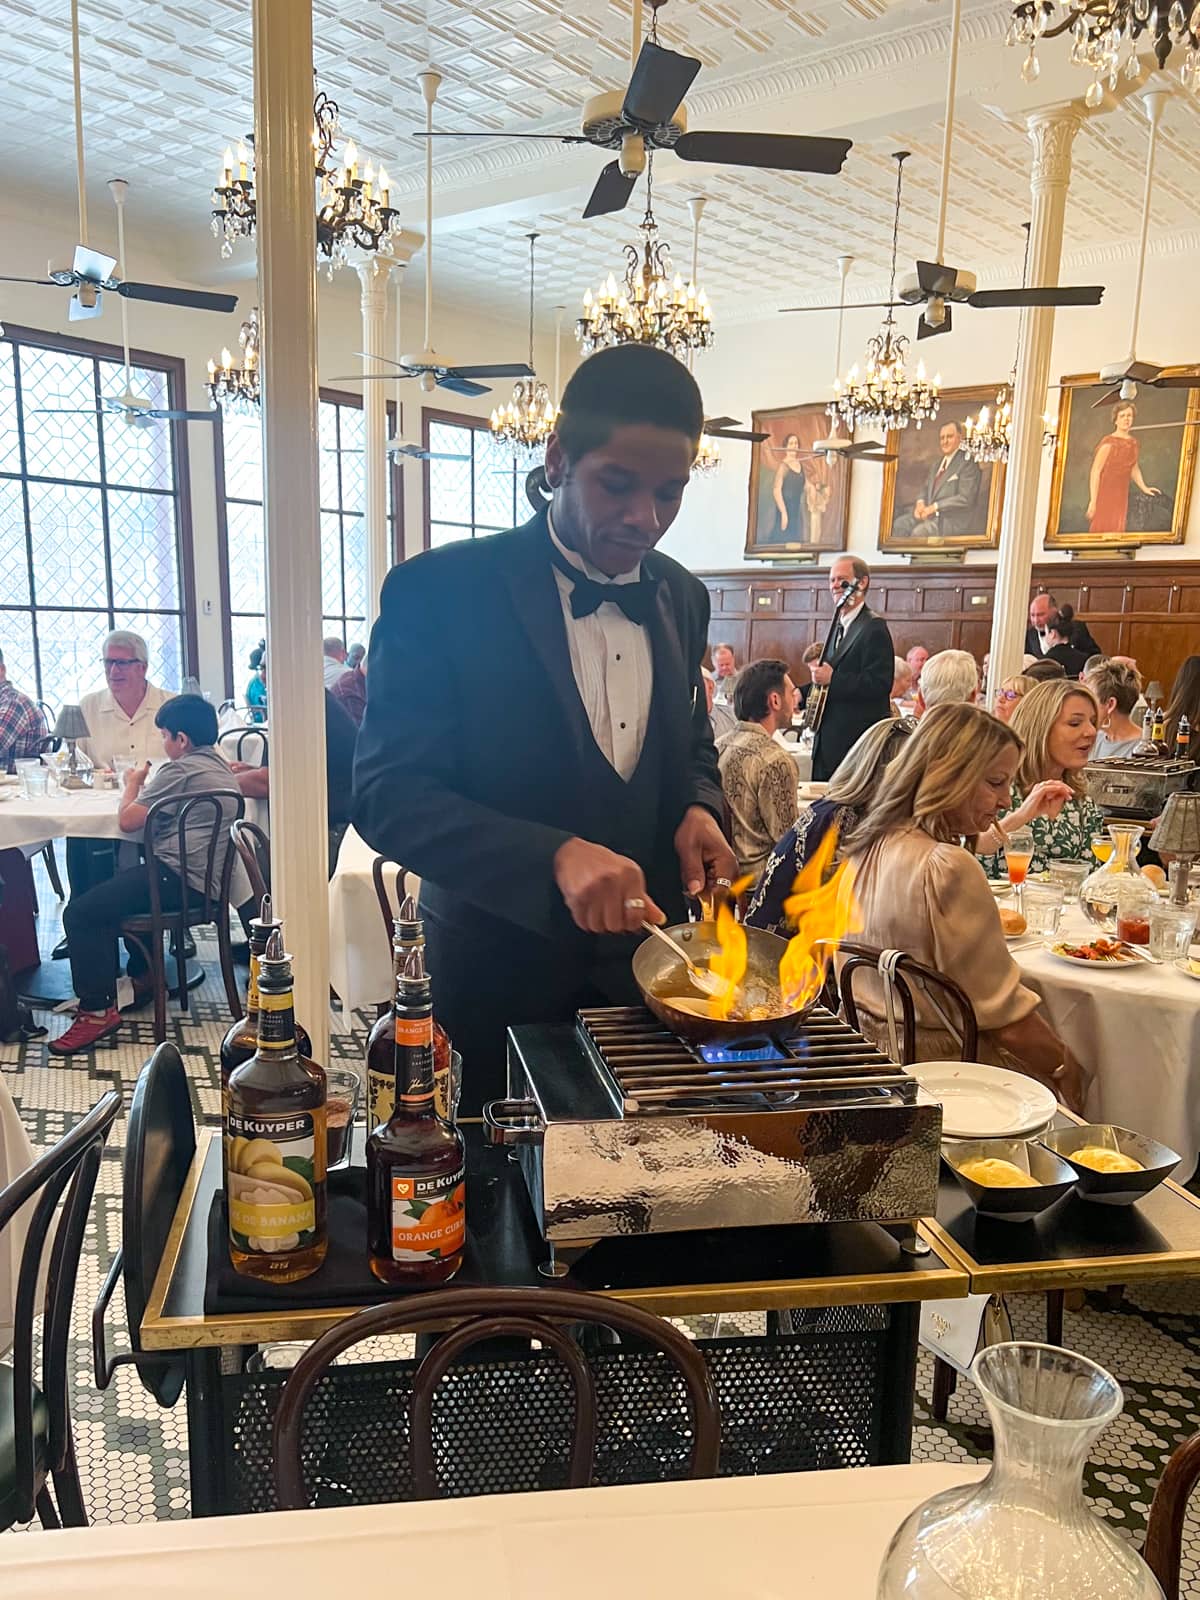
[809,556,894,782]
[354,345,736,1114]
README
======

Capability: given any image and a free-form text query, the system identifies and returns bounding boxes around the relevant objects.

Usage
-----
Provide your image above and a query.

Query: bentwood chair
[835,941,980,1066]
[92,1044,194,1409]
[1144,1432,1200,1598]
[231,817,272,907]
[119,790,244,1042]
[0,1089,121,1529]
[272,1288,721,1508]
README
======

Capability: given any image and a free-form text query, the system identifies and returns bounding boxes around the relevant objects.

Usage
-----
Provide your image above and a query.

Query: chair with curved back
[92,1043,195,1410]
[273,1287,721,1509]
[231,817,271,907]
[0,1089,121,1529]
[1144,1432,1200,1599]
[119,789,244,1041]
[835,940,980,1066]
[218,725,268,766]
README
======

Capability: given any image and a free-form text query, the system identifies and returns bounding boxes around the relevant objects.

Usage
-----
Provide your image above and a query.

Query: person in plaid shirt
[0,649,47,772]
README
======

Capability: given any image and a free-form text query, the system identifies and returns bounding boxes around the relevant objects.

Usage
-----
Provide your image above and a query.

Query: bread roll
[1141,864,1167,890]
[957,1157,1035,1187]
[1072,1145,1143,1174]
[999,907,1027,937]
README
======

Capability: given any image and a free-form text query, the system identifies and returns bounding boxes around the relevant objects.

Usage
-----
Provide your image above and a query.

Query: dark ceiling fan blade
[915,260,958,297]
[414,130,590,143]
[328,373,415,383]
[148,409,219,422]
[675,131,851,175]
[0,274,55,286]
[704,416,740,431]
[706,427,768,442]
[116,282,238,313]
[917,305,952,339]
[778,301,897,314]
[622,39,701,127]
[1090,388,1125,408]
[1149,373,1199,389]
[967,285,1105,309]
[448,363,535,380]
[437,375,490,397]
[584,160,638,219]
[415,450,472,461]
[29,407,105,416]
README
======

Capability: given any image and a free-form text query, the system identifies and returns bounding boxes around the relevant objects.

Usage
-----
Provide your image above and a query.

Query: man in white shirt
[323,636,348,688]
[79,630,174,769]
[716,659,800,879]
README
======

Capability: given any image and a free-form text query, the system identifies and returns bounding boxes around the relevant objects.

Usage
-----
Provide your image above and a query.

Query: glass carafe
[877,1342,1164,1599]
[1079,822,1155,934]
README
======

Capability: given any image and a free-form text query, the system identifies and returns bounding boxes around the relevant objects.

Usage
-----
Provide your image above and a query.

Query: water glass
[1023,882,1065,937]
[22,765,49,800]
[13,758,40,796]
[1149,900,1198,962]
[1046,859,1091,900]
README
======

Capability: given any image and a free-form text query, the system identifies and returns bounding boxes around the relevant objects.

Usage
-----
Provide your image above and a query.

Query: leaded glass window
[424,411,523,550]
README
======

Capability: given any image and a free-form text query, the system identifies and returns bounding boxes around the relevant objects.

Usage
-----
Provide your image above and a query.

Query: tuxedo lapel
[500,513,590,763]
[834,604,872,662]
[645,570,689,785]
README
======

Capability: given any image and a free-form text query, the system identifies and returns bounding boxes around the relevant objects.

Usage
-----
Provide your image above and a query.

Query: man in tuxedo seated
[354,344,737,1115]
[809,556,895,782]
[892,420,982,540]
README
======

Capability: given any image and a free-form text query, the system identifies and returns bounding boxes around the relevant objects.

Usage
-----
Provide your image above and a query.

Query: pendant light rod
[934,0,963,266]
[108,177,131,389]
[886,152,909,325]
[418,69,441,354]
[631,0,643,65]
[553,306,564,403]
[525,231,539,372]
[832,253,853,434]
[685,195,707,375]
[1128,90,1166,358]
[71,0,88,244]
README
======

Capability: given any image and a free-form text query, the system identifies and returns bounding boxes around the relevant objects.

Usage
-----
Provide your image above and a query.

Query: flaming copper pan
[631,921,822,1046]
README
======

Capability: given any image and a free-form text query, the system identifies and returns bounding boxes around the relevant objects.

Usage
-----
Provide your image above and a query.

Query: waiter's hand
[675,806,738,900]
[553,838,666,934]
[809,661,833,687]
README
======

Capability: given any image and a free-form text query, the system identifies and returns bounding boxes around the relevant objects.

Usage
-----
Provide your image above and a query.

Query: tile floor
[3,867,1200,1592]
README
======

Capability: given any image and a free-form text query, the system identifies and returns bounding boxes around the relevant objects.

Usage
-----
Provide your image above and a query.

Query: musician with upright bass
[805,556,895,782]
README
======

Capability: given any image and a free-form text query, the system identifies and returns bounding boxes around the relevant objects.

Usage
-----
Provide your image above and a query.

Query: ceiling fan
[1090,92,1196,407]
[703,415,767,443]
[810,258,895,465]
[412,0,852,220]
[329,71,533,398]
[780,0,1103,336]
[32,180,219,430]
[0,1,236,323]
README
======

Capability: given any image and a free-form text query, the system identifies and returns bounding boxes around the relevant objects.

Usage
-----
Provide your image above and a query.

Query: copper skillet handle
[482,1098,545,1147]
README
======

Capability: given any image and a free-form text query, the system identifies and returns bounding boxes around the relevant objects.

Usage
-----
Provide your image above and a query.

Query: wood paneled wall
[700,561,1200,693]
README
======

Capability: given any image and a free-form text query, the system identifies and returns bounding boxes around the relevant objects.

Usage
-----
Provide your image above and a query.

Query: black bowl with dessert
[1038,1123,1181,1206]
[944,1138,1078,1222]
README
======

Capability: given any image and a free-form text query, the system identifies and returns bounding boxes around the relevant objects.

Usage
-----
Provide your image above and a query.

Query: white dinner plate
[1046,940,1140,969]
[987,881,1011,899]
[1174,957,1200,982]
[908,1060,1059,1140]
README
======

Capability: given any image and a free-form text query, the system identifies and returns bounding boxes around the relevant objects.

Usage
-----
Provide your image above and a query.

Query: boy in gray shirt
[51,695,240,1054]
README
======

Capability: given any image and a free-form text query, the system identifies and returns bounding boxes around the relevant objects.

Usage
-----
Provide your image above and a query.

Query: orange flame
[709,874,754,1018]
[778,827,861,1011]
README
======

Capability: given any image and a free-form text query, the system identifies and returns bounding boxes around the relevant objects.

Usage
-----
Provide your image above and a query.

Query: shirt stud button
[620,722,626,730]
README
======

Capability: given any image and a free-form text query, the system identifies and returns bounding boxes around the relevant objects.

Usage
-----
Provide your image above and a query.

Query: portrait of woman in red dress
[1087,400,1163,533]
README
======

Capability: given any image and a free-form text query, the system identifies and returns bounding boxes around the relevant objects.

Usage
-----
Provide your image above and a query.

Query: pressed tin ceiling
[0,0,1197,320]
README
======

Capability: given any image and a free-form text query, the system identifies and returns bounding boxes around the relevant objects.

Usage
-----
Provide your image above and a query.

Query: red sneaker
[48,1008,123,1055]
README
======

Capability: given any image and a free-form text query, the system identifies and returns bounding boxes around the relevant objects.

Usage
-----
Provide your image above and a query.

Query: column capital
[1026,102,1084,188]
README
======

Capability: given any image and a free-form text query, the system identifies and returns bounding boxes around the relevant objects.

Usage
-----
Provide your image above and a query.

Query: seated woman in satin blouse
[841,702,1087,1112]
[745,716,914,936]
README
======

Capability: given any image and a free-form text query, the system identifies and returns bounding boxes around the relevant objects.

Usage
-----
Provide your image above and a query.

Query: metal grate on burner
[575,1005,913,1110]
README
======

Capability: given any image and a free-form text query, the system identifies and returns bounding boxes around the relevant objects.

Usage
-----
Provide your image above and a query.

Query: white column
[253,0,329,1065]
[987,104,1084,692]
[356,254,394,630]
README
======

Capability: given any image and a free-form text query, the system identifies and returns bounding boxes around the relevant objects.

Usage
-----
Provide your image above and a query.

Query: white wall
[661,244,1200,572]
[0,203,563,698]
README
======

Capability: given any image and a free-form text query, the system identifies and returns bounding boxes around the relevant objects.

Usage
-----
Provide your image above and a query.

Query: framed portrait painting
[744,401,851,560]
[877,384,1006,554]
[1045,369,1200,550]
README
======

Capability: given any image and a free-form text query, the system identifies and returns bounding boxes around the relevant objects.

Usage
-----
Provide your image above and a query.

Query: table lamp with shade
[1150,792,1200,905]
[51,705,91,790]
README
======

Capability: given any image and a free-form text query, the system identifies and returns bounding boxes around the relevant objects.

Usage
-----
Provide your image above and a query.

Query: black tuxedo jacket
[811,603,894,781]
[1024,619,1102,661]
[353,509,724,945]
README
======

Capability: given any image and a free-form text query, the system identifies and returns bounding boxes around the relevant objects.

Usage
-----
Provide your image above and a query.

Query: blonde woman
[1085,658,1143,758]
[843,704,1086,1109]
[978,680,1106,875]
[992,672,1037,725]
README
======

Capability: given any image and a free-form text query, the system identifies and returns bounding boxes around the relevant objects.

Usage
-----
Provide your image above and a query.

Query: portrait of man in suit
[880,387,1006,553]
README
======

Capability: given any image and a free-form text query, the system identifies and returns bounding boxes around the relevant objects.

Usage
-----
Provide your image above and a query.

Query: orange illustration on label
[390,1175,465,1259]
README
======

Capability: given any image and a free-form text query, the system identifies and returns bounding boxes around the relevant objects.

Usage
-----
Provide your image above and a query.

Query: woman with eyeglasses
[992,673,1036,724]
[745,717,914,936]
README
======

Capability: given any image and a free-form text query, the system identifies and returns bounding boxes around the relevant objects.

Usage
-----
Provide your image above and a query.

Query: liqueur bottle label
[390,1164,466,1263]
[227,1109,324,1250]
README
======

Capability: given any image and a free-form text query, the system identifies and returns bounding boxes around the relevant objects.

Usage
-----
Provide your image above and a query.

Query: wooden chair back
[1144,1433,1200,1599]
[272,1287,721,1508]
[0,1090,121,1527]
[231,817,271,905]
[835,939,979,1064]
[371,854,411,948]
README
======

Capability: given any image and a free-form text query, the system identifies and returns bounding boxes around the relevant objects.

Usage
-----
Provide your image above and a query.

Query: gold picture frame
[1045,369,1200,550]
[877,384,1006,554]
[744,400,852,560]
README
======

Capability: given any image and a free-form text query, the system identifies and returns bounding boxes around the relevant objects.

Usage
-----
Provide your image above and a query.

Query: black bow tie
[550,547,658,626]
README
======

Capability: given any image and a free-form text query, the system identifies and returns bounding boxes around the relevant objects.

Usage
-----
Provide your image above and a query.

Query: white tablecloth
[0,1073,36,1357]
[0,785,131,850]
[780,735,814,784]
[328,825,415,1013]
[1012,905,1200,1176]
[0,1464,983,1597]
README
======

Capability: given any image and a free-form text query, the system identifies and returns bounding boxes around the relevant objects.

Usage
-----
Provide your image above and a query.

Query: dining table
[0,1462,984,1597]
[1009,902,1200,1179]
[327,825,413,1013]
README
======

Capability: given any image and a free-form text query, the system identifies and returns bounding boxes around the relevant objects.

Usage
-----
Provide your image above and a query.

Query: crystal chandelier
[828,153,940,433]
[206,308,260,414]
[692,434,722,475]
[1008,0,1200,100]
[962,228,1058,464]
[576,157,713,360]
[211,86,400,273]
[490,233,557,459]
